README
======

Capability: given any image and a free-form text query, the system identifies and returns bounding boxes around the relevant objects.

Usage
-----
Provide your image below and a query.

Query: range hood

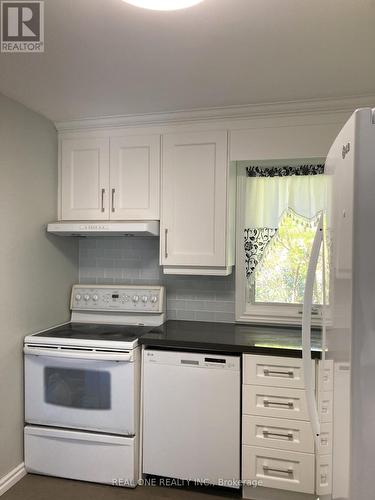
[47,221,160,237]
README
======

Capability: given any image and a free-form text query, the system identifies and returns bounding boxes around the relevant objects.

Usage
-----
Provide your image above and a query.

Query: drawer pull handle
[263,430,293,440]
[264,369,294,378]
[263,465,294,476]
[264,400,294,409]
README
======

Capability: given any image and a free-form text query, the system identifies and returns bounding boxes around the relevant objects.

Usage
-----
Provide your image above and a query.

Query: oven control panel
[70,285,165,313]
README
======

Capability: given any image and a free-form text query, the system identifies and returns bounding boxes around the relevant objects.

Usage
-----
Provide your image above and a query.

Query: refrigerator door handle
[302,213,323,445]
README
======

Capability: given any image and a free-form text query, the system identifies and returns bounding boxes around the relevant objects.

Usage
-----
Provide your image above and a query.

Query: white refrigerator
[303,107,375,500]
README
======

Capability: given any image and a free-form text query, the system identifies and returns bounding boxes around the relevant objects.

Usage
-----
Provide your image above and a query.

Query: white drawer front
[24,426,137,486]
[316,454,332,495]
[318,359,334,392]
[243,415,314,454]
[243,355,315,389]
[243,385,309,421]
[242,445,314,494]
[318,422,333,455]
[319,391,333,423]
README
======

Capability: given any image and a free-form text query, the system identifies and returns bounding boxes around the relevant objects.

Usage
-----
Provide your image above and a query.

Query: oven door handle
[23,345,133,362]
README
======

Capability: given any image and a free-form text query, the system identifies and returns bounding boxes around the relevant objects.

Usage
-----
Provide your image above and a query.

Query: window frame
[235,163,325,326]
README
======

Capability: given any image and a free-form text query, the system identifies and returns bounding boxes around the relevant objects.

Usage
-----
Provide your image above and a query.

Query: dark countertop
[140,320,322,359]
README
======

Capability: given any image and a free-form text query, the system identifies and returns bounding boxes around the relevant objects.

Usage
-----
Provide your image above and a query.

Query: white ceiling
[0,0,374,122]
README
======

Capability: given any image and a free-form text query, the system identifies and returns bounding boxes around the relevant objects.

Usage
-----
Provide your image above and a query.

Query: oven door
[24,345,137,435]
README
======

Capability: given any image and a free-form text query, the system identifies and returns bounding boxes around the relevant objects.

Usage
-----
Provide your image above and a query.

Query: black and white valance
[246,163,324,178]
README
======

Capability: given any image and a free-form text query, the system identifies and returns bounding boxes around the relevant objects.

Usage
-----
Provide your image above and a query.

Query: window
[236,160,328,325]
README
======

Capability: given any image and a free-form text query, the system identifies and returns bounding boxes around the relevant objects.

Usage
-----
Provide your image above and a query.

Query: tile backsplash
[79,237,235,323]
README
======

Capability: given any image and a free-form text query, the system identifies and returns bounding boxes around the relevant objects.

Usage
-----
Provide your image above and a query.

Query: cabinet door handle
[263,400,294,409]
[262,430,294,440]
[164,228,168,259]
[111,188,115,212]
[264,369,294,378]
[263,465,294,476]
[101,188,105,213]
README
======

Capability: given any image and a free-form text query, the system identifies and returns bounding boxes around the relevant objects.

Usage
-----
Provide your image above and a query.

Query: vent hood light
[123,0,204,11]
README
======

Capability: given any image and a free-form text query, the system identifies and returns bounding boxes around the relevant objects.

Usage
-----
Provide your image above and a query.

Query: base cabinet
[243,445,315,494]
[316,360,333,497]
[243,415,314,453]
[242,355,333,500]
[316,454,332,496]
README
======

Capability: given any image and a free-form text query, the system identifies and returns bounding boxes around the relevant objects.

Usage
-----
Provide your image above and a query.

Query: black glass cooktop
[34,323,154,342]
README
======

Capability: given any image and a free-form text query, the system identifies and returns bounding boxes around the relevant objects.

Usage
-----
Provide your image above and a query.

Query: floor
[3,475,241,500]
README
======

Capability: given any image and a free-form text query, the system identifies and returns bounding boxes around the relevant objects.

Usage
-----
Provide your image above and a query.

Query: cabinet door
[161,130,228,267]
[110,135,160,220]
[61,138,109,220]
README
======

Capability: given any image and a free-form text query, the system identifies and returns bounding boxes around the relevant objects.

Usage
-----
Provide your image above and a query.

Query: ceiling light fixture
[123,0,204,11]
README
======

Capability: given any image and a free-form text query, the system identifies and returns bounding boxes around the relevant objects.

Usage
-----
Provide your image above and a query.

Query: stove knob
[84,294,90,301]
[132,295,139,303]
[142,295,148,303]
[92,294,99,302]
[75,294,81,301]
[150,296,158,303]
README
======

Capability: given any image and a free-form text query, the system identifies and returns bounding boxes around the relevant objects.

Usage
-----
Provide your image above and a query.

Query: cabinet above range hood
[47,221,160,237]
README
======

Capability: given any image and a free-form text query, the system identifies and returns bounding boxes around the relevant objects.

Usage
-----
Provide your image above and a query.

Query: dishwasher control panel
[144,350,240,370]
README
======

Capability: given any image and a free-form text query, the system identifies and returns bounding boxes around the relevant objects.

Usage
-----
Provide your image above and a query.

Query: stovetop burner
[33,323,154,343]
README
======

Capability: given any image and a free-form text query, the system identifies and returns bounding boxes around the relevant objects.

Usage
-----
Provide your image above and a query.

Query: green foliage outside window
[254,212,324,305]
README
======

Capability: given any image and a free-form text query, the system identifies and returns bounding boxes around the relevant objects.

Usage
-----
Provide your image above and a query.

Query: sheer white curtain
[244,165,327,282]
[245,174,327,229]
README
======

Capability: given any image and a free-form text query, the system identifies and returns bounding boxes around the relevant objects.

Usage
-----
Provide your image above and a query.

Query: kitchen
[0,1,375,500]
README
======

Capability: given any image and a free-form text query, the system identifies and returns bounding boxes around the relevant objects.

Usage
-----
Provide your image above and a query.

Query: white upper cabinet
[110,135,160,220]
[61,138,110,220]
[160,130,234,274]
[60,134,160,221]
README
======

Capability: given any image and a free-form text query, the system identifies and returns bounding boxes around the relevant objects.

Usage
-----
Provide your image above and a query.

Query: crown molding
[55,94,375,132]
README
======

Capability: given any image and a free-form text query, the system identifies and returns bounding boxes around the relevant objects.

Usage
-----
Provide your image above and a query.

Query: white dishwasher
[142,349,240,488]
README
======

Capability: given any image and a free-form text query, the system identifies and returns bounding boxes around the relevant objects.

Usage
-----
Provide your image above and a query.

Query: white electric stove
[24,284,165,487]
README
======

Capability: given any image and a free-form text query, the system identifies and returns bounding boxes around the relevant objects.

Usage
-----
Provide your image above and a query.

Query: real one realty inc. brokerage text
[112,478,263,488]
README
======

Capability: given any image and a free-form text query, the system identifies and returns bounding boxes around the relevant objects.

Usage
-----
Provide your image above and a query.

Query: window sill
[235,311,323,327]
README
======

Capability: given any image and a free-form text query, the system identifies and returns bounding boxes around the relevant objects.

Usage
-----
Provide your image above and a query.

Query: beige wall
[0,93,78,478]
